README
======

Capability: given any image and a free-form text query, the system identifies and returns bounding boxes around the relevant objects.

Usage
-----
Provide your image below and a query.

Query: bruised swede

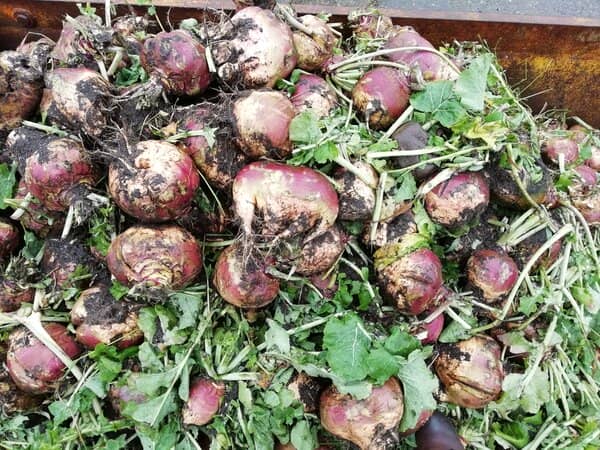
[291,74,337,118]
[141,30,211,97]
[424,171,490,229]
[435,335,504,409]
[41,238,98,289]
[40,67,110,137]
[182,378,226,426]
[232,161,339,241]
[106,224,202,289]
[375,244,443,315]
[415,412,464,450]
[352,67,411,130]
[178,104,248,190]
[334,161,378,221]
[0,219,20,262]
[108,140,200,222]
[71,286,142,349]
[320,377,404,450]
[7,323,81,393]
[232,90,295,159]
[384,27,457,81]
[213,242,279,309]
[213,7,297,88]
[14,180,65,238]
[0,276,34,313]
[0,51,43,139]
[390,121,435,181]
[292,15,337,71]
[466,249,519,304]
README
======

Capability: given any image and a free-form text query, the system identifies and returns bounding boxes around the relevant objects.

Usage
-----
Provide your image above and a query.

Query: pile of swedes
[0,4,598,450]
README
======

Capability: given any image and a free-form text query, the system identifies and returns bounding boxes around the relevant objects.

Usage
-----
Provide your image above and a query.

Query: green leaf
[367,347,400,385]
[384,328,421,357]
[109,280,129,300]
[22,230,44,260]
[323,313,371,382]
[289,111,322,144]
[410,81,455,112]
[265,319,290,354]
[393,172,418,203]
[290,420,316,450]
[398,350,438,432]
[434,99,467,127]
[492,422,530,448]
[0,162,17,209]
[126,391,177,425]
[455,54,493,111]
[313,142,338,164]
[170,291,201,329]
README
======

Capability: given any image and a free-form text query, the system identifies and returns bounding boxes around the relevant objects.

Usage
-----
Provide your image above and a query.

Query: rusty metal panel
[0,0,598,126]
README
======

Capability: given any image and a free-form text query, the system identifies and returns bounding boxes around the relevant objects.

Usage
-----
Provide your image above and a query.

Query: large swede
[232,161,339,241]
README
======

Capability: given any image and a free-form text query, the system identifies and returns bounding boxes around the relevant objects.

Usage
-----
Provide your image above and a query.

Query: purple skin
[415,412,465,450]
[213,242,280,309]
[141,30,211,97]
[384,27,456,81]
[424,171,490,229]
[352,67,411,130]
[543,137,579,166]
[233,89,296,159]
[0,219,20,262]
[375,247,443,315]
[14,180,65,238]
[182,378,226,426]
[291,74,338,118]
[466,249,519,304]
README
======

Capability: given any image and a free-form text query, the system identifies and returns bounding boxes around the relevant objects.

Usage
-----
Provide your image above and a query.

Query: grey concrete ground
[293,0,600,17]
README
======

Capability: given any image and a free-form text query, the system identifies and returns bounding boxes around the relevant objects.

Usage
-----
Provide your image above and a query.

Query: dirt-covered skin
[41,238,99,289]
[6,323,82,394]
[446,210,499,264]
[22,136,98,212]
[352,67,411,130]
[17,37,54,74]
[292,15,337,71]
[106,224,203,289]
[334,161,378,221]
[70,286,143,349]
[291,74,337,118]
[232,89,295,159]
[277,225,346,276]
[487,156,555,210]
[212,7,297,89]
[182,378,226,426]
[466,249,519,303]
[511,228,562,270]
[108,140,200,222]
[141,30,211,97]
[569,166,600,226]
[348,11,395,40]
[320,377,404,450]
[0,276,34,313]
[0,218,20,262]
[233,161,339,242]
[40,67,111,137]
[363,209,417,248]
[287,372,325,414]
[13,180,65,238]
[112,15,148,55]
[375,247,443,314]
[51,15,112,67]
[424,171,490,229]
[213,242,279,309]
[178,104,249,190]
[0,344,43,413]
[434,335,504,409]
[0,51,43,144]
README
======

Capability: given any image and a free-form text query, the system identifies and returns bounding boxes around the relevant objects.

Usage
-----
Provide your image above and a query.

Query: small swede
[466,249,519,304]
[292,15,337,71]
[182,378,226,426]
[291,74,337,118]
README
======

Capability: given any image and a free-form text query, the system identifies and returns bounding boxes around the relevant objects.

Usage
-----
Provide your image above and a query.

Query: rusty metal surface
[0,0,599,126]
